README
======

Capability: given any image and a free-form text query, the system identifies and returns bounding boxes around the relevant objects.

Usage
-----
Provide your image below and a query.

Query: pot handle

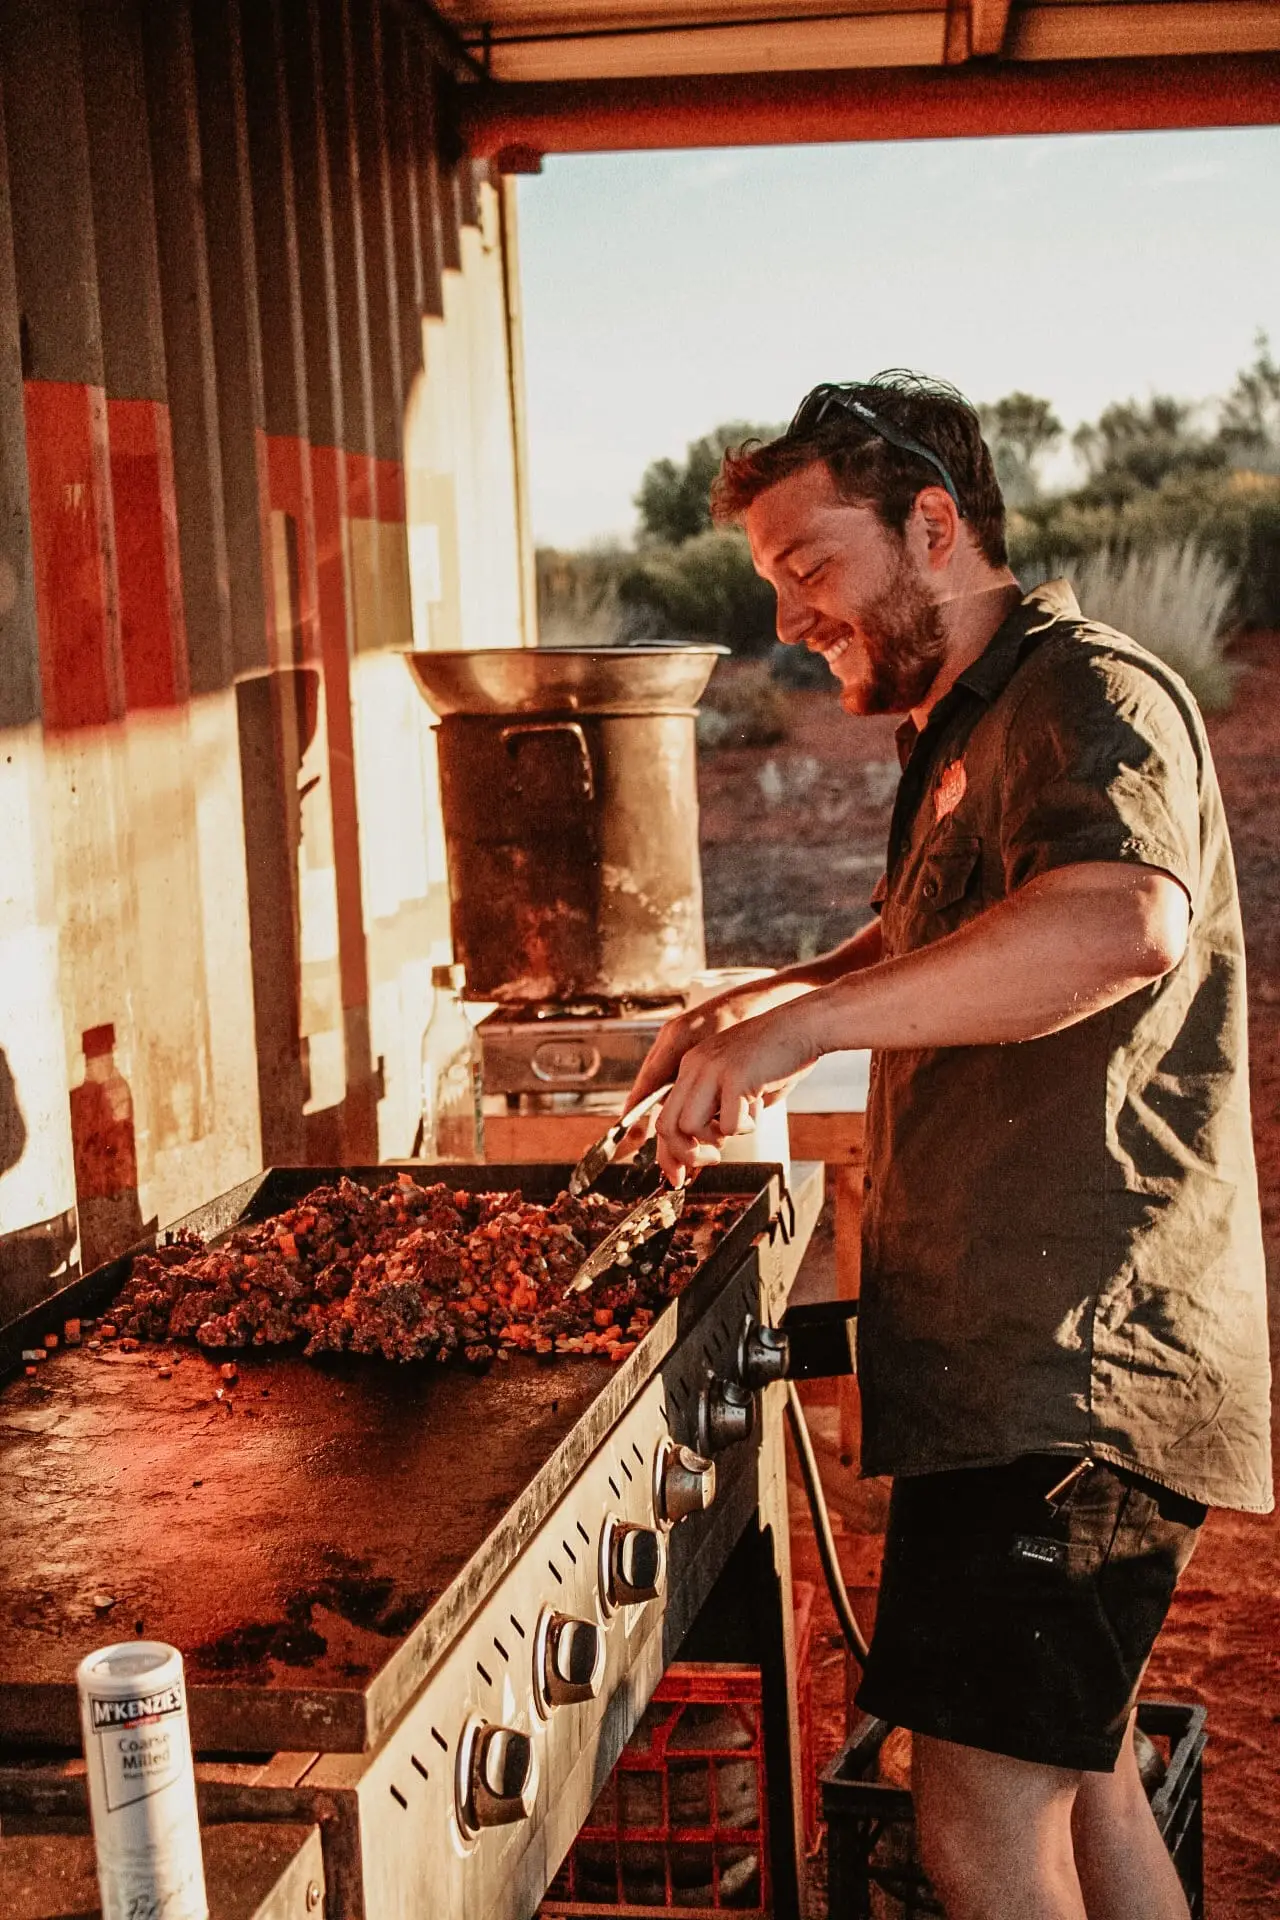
[499,721,595,801]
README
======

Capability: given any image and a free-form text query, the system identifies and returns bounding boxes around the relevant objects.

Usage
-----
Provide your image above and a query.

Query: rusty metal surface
[0,1164,776,1759]
[436,711,707,1002]
[0,1821,324,1920]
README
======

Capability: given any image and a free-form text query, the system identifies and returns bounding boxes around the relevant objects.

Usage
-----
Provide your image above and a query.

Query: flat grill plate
[0,1164,777,1758]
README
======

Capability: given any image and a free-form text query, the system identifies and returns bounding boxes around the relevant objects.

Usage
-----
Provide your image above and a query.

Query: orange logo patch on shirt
[935,758,967,821]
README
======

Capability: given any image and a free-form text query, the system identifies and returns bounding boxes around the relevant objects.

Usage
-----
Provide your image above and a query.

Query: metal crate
[821,1698,1207,1919]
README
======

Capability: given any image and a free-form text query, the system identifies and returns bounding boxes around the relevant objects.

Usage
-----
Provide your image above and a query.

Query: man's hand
[654,1005,822,1184]
[626,918,886,1123]
[625,977,808,1116]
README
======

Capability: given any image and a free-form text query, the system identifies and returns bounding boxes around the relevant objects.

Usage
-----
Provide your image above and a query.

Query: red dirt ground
[698,640,1280,1917]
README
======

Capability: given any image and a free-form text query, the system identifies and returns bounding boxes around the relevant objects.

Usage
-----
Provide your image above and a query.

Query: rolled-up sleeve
[999,640,1202,907]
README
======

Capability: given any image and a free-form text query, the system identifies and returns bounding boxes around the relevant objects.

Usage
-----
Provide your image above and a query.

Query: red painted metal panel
[266,430,322,664]
[373,454,406,524]
[344,446,377,523]
[22,379,123,734]
[107,397,189,711]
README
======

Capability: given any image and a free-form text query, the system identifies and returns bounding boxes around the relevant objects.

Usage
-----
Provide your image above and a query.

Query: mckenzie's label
[79,1648,208,1920]
[89,1683,188,1812]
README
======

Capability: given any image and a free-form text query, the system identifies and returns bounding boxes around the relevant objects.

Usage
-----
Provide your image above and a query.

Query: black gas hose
[784,1380,870,1667]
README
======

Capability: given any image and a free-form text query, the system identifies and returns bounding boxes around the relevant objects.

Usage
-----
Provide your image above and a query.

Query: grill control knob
[698,1377,756,1456]
[605,1519,666,1608]
[738,1318,789,1391]
[535,1609,604,1711]
[457,1718,537,1833]
[655,1441,717,1526]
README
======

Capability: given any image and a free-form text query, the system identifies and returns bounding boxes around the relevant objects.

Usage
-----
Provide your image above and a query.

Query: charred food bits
[109,1176,728,1372]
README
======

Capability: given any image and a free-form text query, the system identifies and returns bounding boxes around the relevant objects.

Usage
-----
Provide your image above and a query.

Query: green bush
[617,528,778,654]
[696,661,789,750]
[1010,472,1280,629]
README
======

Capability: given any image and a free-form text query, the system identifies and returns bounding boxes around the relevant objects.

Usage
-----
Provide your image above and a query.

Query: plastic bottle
[419,964,484,1163]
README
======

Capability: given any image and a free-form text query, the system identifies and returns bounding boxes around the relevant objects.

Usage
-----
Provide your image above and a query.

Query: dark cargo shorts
[854,1453,1206,1772]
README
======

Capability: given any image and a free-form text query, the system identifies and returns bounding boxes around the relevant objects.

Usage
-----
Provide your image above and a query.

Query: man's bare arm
[803,863,1187,1053]
[654,864,1190,1176]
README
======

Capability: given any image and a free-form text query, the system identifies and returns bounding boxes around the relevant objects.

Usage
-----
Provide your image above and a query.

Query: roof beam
[461,49,1280,157]
[968,0,1011,59]
[1010,1,1280,62]
[476,11,947,83]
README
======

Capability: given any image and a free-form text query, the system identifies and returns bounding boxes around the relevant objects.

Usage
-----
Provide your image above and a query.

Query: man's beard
[838,549,947,716]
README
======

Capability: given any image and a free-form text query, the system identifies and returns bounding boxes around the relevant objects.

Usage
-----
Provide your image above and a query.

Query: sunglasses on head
[790,385,963,511]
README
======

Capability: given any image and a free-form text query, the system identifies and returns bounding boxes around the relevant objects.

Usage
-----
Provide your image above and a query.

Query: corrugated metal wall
[0,0,531,1324]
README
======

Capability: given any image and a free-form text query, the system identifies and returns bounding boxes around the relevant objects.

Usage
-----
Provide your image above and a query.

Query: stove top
[478,970,768,1098]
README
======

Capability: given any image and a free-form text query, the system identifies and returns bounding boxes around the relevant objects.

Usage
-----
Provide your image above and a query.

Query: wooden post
[832,1159,863,1467]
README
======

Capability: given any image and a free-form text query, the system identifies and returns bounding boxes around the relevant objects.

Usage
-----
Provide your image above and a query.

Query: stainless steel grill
[0,1160,822,1920]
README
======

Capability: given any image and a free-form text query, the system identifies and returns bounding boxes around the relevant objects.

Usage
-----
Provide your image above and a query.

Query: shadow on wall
[68,1024,154,1274]
[0,1047,77,1329]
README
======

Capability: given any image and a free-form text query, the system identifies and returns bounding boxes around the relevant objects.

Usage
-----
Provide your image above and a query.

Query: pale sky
[516,126,1280,549]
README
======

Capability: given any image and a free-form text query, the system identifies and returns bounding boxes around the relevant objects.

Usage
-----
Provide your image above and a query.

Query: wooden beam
[968,0,1011,58]
[482,1106,865,1163]
[460,49,1280,155]
[479,9,946,82]
[1010,1,1280,63]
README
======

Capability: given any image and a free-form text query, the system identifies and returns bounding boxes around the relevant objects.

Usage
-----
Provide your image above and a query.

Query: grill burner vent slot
[431,1727,449,1752]
[390,1784,408,1810]
[411,1755,429,1781]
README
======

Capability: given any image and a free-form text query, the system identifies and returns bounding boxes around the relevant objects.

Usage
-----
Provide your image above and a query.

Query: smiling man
[629,374,1272,1920]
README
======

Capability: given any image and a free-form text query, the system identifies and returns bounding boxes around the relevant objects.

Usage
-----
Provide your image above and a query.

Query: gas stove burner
[523,992,689,1023]
[477,972,771,1100]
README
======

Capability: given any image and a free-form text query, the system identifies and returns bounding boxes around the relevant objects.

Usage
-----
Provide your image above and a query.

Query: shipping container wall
[0,0,530,1325]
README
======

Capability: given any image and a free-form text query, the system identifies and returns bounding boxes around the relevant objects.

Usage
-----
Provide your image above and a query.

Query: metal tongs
[565,1082,685,1295]
[567,1082,674,1198]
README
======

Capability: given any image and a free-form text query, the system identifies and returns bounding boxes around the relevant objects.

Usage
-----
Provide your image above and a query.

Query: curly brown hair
[710,370,1008,567]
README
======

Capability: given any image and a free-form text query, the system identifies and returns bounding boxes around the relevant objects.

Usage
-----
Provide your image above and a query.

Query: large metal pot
[406,648,725,1004]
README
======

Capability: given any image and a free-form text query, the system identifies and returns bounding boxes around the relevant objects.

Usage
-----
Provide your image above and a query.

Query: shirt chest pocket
[911,832,984,940]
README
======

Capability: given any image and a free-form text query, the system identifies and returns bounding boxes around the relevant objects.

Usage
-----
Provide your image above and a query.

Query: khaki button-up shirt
[859,581,1273,1513]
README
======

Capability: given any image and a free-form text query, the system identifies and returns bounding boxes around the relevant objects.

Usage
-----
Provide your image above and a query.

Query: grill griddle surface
[0,1165,770,1757]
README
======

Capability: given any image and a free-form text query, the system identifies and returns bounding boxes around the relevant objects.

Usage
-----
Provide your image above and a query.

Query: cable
[784,1379,870,1667]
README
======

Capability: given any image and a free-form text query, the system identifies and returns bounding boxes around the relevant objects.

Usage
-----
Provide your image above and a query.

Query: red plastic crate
[541,1584,816,1919]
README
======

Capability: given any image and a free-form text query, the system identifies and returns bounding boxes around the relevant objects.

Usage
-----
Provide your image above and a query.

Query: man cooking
[627,372,1272,1920]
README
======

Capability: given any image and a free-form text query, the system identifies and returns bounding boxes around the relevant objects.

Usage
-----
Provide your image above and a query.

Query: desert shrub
[768,639,835,689]
[1010,471,1280,629]
[617,528,778,654]
[535,545,646,645]
[1022,543,1239,712]
[696,660,788,750]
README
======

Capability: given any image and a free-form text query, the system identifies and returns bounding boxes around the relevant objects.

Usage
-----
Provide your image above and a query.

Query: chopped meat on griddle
[106,1174,733,1370]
